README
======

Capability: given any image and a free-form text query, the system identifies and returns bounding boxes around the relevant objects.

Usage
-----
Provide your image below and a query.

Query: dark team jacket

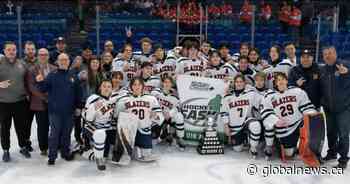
[319,60,350,113]
[37,69,83,115]
[288,63,321,108]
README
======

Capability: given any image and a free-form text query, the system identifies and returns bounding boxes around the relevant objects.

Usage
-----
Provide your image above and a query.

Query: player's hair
[254,72,266,81]
[161,76,174,85]
[3,41,16,49]
[239,56,249,62]
[140,37,153,44]
[111,71,124,81]
[24,41,35,48]
[129,77,145,91]
[284,42,295,48]
[240,42,250,50]
[121,43,133,53]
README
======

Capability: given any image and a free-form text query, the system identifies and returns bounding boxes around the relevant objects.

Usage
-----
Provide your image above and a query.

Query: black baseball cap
[56,37,65,43]
[301,49,312,56]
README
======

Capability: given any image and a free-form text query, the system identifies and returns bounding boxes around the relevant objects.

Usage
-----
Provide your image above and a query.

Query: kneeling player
[151,76,186,150]
[260,72,317,160]
[113,78,164,164]
[221,74,262,158]
[82,80,116,171]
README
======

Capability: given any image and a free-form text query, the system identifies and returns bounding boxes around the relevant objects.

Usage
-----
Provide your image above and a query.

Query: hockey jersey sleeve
[260,92,280,126]
[150,96,164,125]
[297,88,317,115]
[112,59,125,72]
[83,95,100,123]
[220,95,230,124]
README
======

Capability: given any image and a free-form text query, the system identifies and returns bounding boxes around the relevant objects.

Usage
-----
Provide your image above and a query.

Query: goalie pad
[299,113,325,167]
[112,112,139,165]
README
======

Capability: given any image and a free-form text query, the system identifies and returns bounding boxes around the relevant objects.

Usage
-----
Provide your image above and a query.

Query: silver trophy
[197,115,224,155]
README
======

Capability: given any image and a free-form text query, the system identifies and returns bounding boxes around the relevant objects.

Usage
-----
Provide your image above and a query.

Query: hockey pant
[227,118,261,152]
[263,118,302,157]
[83,122,115,160]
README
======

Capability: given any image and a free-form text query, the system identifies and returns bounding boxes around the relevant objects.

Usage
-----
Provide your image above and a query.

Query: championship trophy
[197,95,224,155]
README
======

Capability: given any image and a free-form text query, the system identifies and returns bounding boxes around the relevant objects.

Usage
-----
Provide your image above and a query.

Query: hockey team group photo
[0,0,349,183]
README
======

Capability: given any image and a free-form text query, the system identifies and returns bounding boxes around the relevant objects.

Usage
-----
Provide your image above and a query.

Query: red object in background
[279,5,291,23]
[240,1,253,23]
[261,3,272,21]
[289,7,302,26]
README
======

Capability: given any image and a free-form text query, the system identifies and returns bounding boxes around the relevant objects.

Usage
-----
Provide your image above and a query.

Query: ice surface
[0,119,349,184]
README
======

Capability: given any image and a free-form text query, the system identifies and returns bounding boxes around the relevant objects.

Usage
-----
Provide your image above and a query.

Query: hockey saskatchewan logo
[180,95,222,127]
[189,81,215,91]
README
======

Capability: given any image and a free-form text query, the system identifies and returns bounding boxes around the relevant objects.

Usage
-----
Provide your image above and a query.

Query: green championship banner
[176,75,227,145]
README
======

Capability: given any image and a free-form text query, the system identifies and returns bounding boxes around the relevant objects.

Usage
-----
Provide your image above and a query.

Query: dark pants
[325,109,350,163]
[0,100,27,150]
[24,100,35,148]
[35,110,49,151]
[74,115,83,144]
[48,113,73,160]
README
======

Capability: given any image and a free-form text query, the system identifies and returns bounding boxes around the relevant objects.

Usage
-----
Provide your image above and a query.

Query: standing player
[198,40,211,63]
[152,44,176,79]
[151,77,186,150]
[175,41,205,77]
[140,62,161,94]
[204,50,237,80]
[238,56,256,86]
[113,78,164,164]
[221,74,262,158]
[263,45,293,89]
[112,43,138,84]
[82,80,116,171]
[260,72,317,160]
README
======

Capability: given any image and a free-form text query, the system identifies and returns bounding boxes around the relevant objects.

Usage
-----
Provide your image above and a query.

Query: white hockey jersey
[260,87,316,138]
[143,76,161,95]
[112,57,139,83]
[175,57,204,77]
[262,60,294,89]
[83,94,116,131]
[204,64,236,80]
[133,51,152,64]
[220,88,261,134]
[151,88,180,114]
[115,94,163,135]
[153,56,177,79]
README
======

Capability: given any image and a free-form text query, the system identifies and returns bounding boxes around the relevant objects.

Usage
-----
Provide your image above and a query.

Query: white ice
[0,119,349,184]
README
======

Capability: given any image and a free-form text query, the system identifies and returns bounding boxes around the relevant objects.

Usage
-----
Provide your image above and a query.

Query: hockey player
[112,43,139,84]
[113,78,164,164]
[221,74,262,158]
[263,45,293,89]
[82,80,116,171]
[175,41,205,77]
[198,40,211,63]
[151,76,186,150]
[133,37,153,64]
[140,62,161,94]
[204,50,237,80]
[248,47,269,72]
[152,44,176,79]
[260,72,317,160]
[238,56,256,86]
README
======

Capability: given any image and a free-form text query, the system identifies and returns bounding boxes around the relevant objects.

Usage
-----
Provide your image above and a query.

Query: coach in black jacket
[319,46,350,169]
[288,49,321,109]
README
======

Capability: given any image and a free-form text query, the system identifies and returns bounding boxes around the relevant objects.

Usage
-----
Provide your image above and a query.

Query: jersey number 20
[131,109,145,120]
